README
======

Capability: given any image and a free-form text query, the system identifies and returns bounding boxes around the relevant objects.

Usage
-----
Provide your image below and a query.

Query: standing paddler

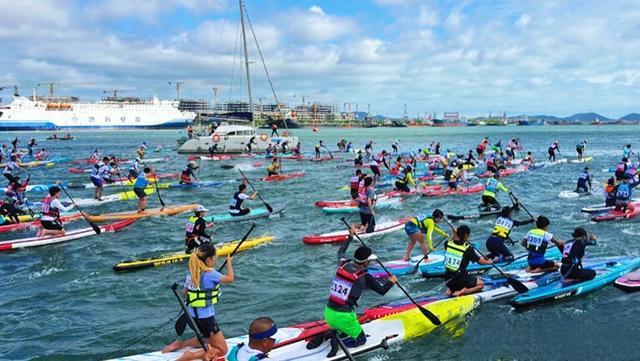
[185,205,212,252]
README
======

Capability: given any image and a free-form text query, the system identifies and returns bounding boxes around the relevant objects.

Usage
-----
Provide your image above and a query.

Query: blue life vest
[227,343,267,361]
[617,183,632,201]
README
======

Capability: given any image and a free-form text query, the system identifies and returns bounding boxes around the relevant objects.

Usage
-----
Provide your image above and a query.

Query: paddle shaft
[333,332,356,361]
[153,175,166,208]
[171,283,208,351]
[237,169,273,213]
[60,186,101,234]
[21,175,34,217]
[216,223,256,271]
[340,218,441,325]
[509,192,534,220]
[412,235,448,273]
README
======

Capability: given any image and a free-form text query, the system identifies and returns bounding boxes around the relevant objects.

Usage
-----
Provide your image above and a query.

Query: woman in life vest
[229,183,257,217]
[36,186,75,237]
[403,209,449,261]
[163,242,234,361]
[185,205,212,252]
[180,161,199,184]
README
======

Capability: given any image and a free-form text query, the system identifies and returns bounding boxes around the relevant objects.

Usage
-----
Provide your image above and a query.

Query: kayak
[569,156,593,163]
[421,247,563,279]
[108,295,479,361]
[558,189,596,199]
[321,197,402,214]
[510,256,640,308]
[261,171,305,182]
[155,179,236,189]
[591,203,640,222]
[303,217,411,244]
[368,252,447,278]
[420,183,484,197]
[86,204,197,222]
[0,212,83,234]
[0,219,136,252]
[112,236,274,272]
[614,269,640,292]
[477,165,528,178]
[204,204,287,223]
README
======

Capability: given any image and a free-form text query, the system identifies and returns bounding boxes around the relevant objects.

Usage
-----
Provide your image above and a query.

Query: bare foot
[162,340,182,353]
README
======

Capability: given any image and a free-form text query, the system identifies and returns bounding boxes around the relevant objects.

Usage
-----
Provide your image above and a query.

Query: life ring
[260,134,268,141]
[212,134,220,142]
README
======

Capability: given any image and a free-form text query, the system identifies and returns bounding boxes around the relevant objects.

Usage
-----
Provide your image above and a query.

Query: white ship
[0,95,195,130]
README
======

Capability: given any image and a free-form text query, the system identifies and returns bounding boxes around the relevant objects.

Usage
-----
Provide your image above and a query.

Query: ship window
[121,117,126,122]
[228,131,236,135]
[89,116,95,122]
[135,117,141,123]
[0,112,3,118]
[105,116,110,122]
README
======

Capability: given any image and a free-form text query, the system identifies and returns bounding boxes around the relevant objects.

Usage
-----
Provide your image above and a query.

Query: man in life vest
[481,172,508,211]
[266,158,280,177]
[615,174,640,212]
[225,317,278,361]
[36,186,75,237]
[485,205,533,262]
[229,183,257,217]
[90,156,113,201]
[394,165,415,192]
[356,175,376,233]
[349,169,363,200]
[403,209,450,261]
[560,227,597,282]
[615,158,629,181]
[185,205,212,252]
[445,225,492,297]
[136,141,147,159]
[521,216,564,272]
[575,167,592,194]
[180,161,199,184]
[312,233,396,355]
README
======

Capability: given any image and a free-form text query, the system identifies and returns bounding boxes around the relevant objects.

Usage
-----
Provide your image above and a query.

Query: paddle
[508,192,534,220]
[322,145,334,159]
[171,283,208,352]
[410,235,448,274]
[331,331,356,361]
[114,168,129,200]
[175,224,256,336]
[237,168,273,213]
[21,174,34,217]
[339,218,442,326]
[60,186,101,235]
[152,170,166,208]
[441,218,528,293]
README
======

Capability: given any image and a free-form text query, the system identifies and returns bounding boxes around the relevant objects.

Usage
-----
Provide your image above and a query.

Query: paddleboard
[204,204,286,223]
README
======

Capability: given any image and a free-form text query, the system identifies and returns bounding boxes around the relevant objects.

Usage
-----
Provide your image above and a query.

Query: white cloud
[285,6,357,43]
[417,5,439,27]
[516,14,531,28]
[83,0,228,23]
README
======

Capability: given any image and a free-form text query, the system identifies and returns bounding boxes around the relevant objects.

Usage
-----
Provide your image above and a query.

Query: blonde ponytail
[188,243,216,289]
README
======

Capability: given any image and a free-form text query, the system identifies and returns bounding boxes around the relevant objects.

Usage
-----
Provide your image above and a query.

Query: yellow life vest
[444,242,469,272]
[187,283,220,308]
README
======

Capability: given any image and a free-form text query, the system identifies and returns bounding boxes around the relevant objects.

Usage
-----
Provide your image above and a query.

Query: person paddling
[185,205,212,252]
[576,140,587,160]
[355,175,376,233]
[90,156,113,201]
[548,141,560,162]
[575,167,592,194]
[3,155,23,184]
[521,216,564,272]
[136,141,147,159]
[394,165,415,192]
[560,227,597,282]
[522,151,535,167]
[229,183,257,217]
[133,167,151,213]
[36,186,75,237]
[402,209,450,261]
[266,158,280,177]
[349,169,363,200]
[485,205,533,262]
[162,242,234,361]
[444,225,492,297]
[604,177,616,207]
[309,229,397,355]
[180,161,199,185]
[128,157,141,181]
[615,174,640,212]
[226,317,277,361]
[481,172,508,210]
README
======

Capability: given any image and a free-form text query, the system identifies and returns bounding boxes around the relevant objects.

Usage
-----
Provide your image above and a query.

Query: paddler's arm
[498,182,508,192]
[219,257,234,283]
[53,199,75,212]
[364,273,397,295]
[426,220,447,250]
[337,228,354,264]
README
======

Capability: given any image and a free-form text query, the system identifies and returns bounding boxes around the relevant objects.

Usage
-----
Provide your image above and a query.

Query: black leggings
[561,267,596,281]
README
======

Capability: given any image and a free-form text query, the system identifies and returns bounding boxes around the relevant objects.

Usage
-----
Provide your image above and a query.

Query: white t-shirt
[234,344,265,361]
[41,198,74,221]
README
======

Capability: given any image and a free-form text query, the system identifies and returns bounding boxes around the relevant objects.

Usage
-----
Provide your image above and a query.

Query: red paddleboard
[302,217,411,244]
[261,172,305,182]
[421,183,485,197]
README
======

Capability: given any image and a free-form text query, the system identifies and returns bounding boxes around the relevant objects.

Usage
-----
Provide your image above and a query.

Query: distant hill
[527,114,563,122]
[564,112,610,122]
[620,113,640,121]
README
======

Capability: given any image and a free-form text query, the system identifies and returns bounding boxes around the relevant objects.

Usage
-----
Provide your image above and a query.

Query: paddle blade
[418,305,442,325]
[90,222,102,235]
[266,203,273,213]
[174,312,188,336]
[507,277,529,294]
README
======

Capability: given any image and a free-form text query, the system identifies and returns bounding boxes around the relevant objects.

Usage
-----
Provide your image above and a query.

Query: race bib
[444,253,462,269]
[185,222,195,233]
[329,277,352,303]
[527,234,544,247]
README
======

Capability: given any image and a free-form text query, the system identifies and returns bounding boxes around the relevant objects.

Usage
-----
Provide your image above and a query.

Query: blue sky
[1,0,639,118]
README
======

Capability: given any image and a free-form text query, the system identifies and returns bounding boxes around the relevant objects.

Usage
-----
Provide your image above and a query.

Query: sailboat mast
[239,0,254,128]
